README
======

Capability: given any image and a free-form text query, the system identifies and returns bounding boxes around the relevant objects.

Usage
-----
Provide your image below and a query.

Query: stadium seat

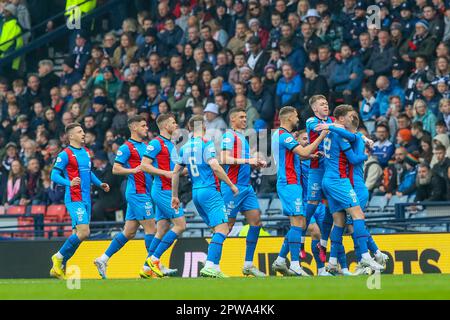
[184,200,198,218]
[0,206,5,215]
[46,205,68,221]
[257,198,271,215]
[44,217,59,238]
[366,196,388,214]
[30,205,46,215]
[266,198,283,215]
[17,217,35,239]
[384,195,409,212]
[6,205,26,215]
[61,218,73,237]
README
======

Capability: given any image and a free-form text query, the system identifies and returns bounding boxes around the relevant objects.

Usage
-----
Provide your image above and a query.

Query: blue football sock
[153,230,178,260]
[305,203,317,231]
[367,234,379,254]
[105,232,128,258]
[245,225,260,263]
[59,234,82,262]
[338,244,348,269]
[353,220,370,256]
[311,239,324,269]
[144,234,155,255]
[329,226,344,260]
[288,226,303,262]
[321,206,333,243]
[147,237,161,259]
[351,233,362,262]
[207,233,227,264]
[279,236,289,259]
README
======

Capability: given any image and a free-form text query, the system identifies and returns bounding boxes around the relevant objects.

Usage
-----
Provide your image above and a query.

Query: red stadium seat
[7,206,26,215]
[61,218,73,237]
[44,217,59,238]
[0,206,5,215]
[30,205,46,215]
[17,217,35,239]
[46,205,68,221]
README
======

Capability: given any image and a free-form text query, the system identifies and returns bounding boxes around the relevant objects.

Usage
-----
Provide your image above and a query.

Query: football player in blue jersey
[318,105,384,274]
[93,115,159,279]
[50,123,110,279]
[141,114,185,277]
[271,107,329,276]
[220,108,267,277]
[172,115,239,278]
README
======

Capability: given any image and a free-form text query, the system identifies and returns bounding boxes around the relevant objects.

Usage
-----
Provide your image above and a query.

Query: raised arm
[292,130,329,158]
[343,147,368,165]
[315,123,357,143]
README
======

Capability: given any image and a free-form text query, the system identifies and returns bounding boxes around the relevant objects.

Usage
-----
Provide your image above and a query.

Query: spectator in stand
[373,123,395,168]
[247,75,275,126]
[431,144,450,180]
[359,83,379,132]
[375,75,406,116]
[24,157,43,205]
[38,60,61,96]
[364,29,396,85]
[400,19,438,64]
[112,32,138,71]
[364,147,383,196]
[275,62,302,110]
[1,142,19,172]
[330,43,363,106]
[419,136,434,165]
[385,151,418,199]
[397,128,420,155]
[413,99,438,137]
[279,37,306,76]
[2,159,27,207]
[246,36,270,77]
[204,102,227,140]
[300,61,329,119]
[415,163,447,201]
[60,57,82,87]
[91,151,123,221]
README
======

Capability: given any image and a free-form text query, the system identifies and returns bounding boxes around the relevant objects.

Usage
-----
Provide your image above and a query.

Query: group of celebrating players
[48,94,388,280]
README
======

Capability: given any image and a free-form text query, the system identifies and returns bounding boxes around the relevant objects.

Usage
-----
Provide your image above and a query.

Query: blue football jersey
[306,116,334,169]
[221,130,251,186]
[323,131,353,180]
[144,135,177,191]
[177,137,219,190]
[53,146,95,204]
[115,139,153,196]
[350,132,366,188]
[271,127,301,185]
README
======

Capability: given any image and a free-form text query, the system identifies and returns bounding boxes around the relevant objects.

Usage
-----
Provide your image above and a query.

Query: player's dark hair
[65,122,82,134]
[128,115,146,127]
[333,104,354,119]
[279,106,297,119]
[156,113,175,128]
[229,107,246,119]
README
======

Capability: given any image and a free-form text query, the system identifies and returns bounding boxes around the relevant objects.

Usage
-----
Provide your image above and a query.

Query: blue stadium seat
[266,198,283,215]
[384,195,409,212]
[258,198,271,215]
[366,195,388,214]
[183,200,198,217]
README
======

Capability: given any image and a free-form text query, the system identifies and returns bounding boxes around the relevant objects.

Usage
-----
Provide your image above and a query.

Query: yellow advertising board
[68,234,450,279]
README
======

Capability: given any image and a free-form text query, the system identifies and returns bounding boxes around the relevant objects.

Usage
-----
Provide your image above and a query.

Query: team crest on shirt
[223,138,231,143]
[285,137,294,143]
[312,183,320,191]
[145,202,152,216]
[56,157,62,163]
[147,145,155,152]
[117,150,123,156]
[76,208,84,222]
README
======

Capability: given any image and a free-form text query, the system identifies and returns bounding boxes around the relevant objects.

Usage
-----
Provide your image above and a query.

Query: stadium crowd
[0,0,449,222]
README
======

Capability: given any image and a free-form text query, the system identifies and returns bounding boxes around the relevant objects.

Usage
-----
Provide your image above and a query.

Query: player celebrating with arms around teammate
[50,123,110,279]
[172,115,240,278]
[271,107,329,276]
[319,105,384,274]
[141,114,184,277]
[220,108,266,277]
[94,115,156,279]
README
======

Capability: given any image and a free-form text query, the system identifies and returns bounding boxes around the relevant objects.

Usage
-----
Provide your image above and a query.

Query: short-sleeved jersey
[271,127,301,185]
[53,146,93,203]
[323,131,353,180]
[221,130,251,186]
[177,137,219,190]
[350,132,366,187]
[144,135,177,190]
[115,139,152,196]
[306,116,335,169]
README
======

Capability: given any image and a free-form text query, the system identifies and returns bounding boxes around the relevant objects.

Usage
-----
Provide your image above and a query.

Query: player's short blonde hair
[279,106,297,120]
[309,95,327,109]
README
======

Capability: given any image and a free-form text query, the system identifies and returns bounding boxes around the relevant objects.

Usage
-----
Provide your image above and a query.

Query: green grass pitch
[1,274,450,299]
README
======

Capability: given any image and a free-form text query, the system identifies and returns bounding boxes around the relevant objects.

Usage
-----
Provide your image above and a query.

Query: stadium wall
[0,234,448,278]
